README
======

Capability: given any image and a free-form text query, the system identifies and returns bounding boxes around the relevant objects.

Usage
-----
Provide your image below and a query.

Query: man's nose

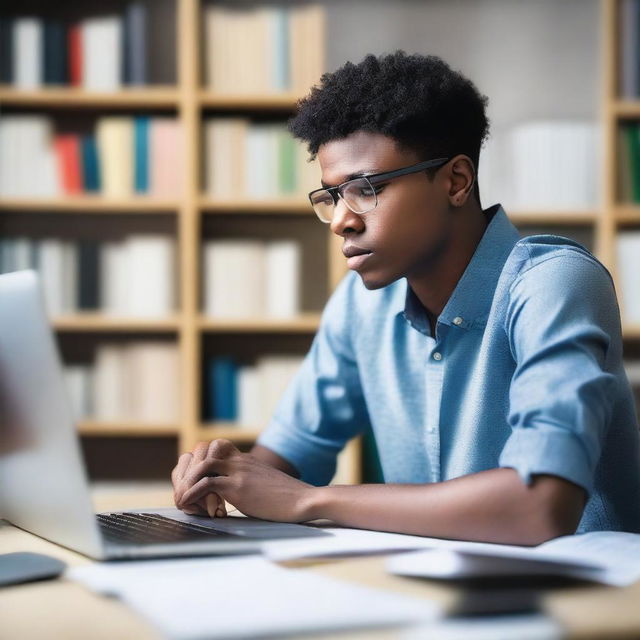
[329,198,365,237]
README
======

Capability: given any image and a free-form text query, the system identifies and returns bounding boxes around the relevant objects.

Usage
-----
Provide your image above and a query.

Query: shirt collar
[398,204,520,334]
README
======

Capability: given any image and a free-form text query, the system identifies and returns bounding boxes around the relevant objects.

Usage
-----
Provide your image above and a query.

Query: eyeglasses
[308,157,451,223]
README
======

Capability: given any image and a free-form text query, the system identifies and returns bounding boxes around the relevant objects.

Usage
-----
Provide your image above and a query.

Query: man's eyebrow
[320,168,381,188]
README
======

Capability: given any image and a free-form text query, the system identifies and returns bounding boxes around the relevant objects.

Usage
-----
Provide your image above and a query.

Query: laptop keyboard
[97,512,239,546]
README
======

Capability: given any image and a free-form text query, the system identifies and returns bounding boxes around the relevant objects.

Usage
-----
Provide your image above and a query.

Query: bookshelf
[0,0,637,484]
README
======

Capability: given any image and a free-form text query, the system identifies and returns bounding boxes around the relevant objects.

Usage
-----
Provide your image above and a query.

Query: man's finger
[205,493,226,518]
[183,457,231,491]
[180,475,228,508]
[172,452,193,484]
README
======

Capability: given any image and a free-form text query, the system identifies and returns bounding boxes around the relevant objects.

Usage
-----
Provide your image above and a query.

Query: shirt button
[453,316,463,326]
[432,351,442,361]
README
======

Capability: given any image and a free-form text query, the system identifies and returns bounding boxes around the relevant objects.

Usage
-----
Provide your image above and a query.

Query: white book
[64,364,93,421]
[37,239,65,317]
[203,240,265,318]
[245,126,271,198]
[13,17,42,89]
[100,240,129,315]
[126,235,175,317]
[257,355,303,426]
[126,342,179,423]
[265,240,300,318]
[82,16,122,91]
[616,231,640,325]
[237,365,262,429]
[93,344,129,421]
[13,237,33,271]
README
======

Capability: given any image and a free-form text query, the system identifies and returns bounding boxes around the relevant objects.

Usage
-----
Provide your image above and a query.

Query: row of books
[204,118,318,199]
[204,4,323,94]
[619,0,640,99]
[617,122,640,203]
[0,5,150,90]
[205,355,303,427]
[203,239,300,319]
[0,235,175,317]
[616,231,640,325]
[0,115,184,198]
[64,342,179,424]
[479,120,600,211]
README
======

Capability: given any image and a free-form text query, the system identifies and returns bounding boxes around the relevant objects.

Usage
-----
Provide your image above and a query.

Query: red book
[54,134,83,195]
[68,23,82,87]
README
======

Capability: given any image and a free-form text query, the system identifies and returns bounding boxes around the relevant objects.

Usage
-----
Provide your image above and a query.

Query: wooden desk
[2,488,640,640]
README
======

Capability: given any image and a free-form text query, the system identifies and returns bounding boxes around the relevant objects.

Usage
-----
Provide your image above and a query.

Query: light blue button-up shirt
[258,204,640,533]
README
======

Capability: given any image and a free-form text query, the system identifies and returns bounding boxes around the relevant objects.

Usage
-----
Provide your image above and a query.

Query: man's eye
[359,185,385,197]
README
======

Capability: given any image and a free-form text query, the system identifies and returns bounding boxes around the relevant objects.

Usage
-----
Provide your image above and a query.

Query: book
[207,357,238,421]
[96,117,134,197]
[265,241,300,318]
[93,344,129,421]
[134,116,150,193]
[77,241,100,311]
[149,118,184,197]
[81,135,101,192]
[54,134,83,195]
[203,240,265,318]
[64,364,93,421]
[124,2,147,86]
[126,234,175,317]
[127,342,179,423]
[43,19,67,86]
[13,17,42,89]
[67,22,82,87]
[0,17,12,84]
[37,238,66,317]
[82,15,122,91]
[616,231,640,325]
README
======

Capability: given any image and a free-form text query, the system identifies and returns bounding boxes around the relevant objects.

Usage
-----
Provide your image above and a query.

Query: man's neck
[408,202,488,328]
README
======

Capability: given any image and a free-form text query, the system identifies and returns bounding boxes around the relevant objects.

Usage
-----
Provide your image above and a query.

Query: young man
[173,52,640,544]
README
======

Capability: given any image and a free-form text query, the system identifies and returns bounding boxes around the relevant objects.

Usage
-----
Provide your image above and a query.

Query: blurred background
[0,0,638,495]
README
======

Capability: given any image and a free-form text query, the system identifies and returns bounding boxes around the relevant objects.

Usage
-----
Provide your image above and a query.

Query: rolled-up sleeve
[499,253,619,495]
[257,273,370,486]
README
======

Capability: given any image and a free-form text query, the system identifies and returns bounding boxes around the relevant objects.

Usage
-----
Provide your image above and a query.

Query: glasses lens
[310,189,335,222]
[340,177,377,214]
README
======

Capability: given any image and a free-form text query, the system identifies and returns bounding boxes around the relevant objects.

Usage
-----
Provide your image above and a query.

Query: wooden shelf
[508,210,599,225]
[612,99,640,118]
[0,86,179,108]
[614,205,640,225]
[198,313,321,333]
[0,197,179,213]
[78,420,180,437]
[623,326,640,340]
[199,197,312,214]
[195,424,262,443]
[53,314,181,332]
[199,91,303,110]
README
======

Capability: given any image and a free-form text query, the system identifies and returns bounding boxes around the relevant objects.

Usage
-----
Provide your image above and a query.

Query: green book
[278,130,297,195]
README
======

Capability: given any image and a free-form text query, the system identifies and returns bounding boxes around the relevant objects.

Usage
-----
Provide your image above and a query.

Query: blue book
[207,357,238,421]
[81,136,100,192]
[134,116,150,193]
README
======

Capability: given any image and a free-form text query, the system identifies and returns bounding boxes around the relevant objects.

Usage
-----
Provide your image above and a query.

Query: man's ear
[449,154,476,206]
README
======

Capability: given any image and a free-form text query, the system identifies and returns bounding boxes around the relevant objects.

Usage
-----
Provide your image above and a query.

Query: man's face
[317,131,453,290]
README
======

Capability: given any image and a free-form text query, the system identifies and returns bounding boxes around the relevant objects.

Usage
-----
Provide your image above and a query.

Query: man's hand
[172,439,316,522]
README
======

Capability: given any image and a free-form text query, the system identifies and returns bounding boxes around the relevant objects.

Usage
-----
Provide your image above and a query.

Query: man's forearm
[302,468,586,546]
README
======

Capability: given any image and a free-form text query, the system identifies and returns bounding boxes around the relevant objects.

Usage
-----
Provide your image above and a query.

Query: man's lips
[342,244,373,258]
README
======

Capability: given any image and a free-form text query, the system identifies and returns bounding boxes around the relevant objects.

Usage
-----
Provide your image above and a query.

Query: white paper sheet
[387,531,640,587]
[68,555,441,640]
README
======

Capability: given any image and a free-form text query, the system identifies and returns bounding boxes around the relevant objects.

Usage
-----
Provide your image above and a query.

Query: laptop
[0,270,329,560]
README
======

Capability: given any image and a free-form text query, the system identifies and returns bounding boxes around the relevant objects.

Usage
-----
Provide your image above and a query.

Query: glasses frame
[308,156,451,223]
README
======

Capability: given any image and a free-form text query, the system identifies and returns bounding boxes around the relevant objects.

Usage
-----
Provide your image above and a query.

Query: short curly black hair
[289,51,490,204]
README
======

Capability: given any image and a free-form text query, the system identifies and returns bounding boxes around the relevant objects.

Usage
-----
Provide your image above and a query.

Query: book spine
[134,116,150,193]
[207,357,238,421]
[68,23,82,87]
[0,17,13,84]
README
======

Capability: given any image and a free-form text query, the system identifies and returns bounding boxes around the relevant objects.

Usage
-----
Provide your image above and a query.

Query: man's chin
[358,270,399,290]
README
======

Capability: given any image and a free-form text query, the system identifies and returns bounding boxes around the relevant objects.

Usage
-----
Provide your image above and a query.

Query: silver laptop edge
[0,271,326,560]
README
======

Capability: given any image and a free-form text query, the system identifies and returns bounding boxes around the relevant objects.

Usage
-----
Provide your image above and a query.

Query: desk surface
[2,488,640,640]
